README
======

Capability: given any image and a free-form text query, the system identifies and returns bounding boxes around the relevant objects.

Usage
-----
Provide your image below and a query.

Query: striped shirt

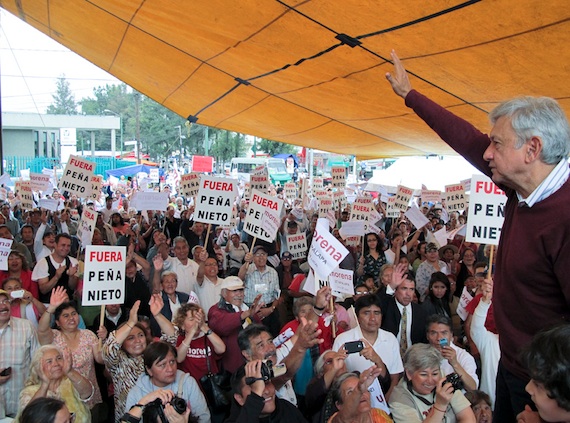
[243,263,280,306]
[517,159,569,207]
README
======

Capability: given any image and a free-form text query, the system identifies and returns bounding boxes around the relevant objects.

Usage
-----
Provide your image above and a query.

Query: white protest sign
[461,178,472,193]
[328,267,354,295]
[77,206,97,246]
[318,196,333,218]
[286,232,307,259]
[331,166,346,189]
[194,176,237,225]
[421,189,442,204]
[368,379,390,414]
[180,173,201,198]
[19,181,34,210]
[466,174,507,245]
[339,220,366,238]
[0,238,13,271]
[260,209,281,242]
[456,286,474,321]
[0,188,6,201]
[433,227,448,248]
[386,196,400,218]
[445,183,467,211]
[150,168,160,183]
[58,155,95,197]
[30,173,52,192]
[404,205,429,230]
[0,173,11,186]
[308,218,349,278]
[90,175,102,200]
[243,190,283,242]
[302,270,342,297]
[284,182,297,202]
[38,198,63,212]
[312,177,324,190]
[81,246,127,306]
[350,196,372,229]
[250,166,269,194]
[333,190,347,211]
[130,191,170,211]
[394,185,413,211]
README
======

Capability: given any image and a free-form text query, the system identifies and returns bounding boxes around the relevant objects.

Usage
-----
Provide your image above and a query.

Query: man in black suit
[377,264,427,356]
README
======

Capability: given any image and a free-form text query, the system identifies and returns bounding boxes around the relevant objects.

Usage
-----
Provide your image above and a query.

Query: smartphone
[0,367,12,377]
[10,290,25,299]
[344,340,364,354]
[439,338,449,348]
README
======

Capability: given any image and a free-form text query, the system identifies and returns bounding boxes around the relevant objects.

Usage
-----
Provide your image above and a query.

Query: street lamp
[103,109,123,158]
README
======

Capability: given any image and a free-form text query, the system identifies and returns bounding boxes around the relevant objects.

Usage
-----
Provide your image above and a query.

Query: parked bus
[230,157,292,185]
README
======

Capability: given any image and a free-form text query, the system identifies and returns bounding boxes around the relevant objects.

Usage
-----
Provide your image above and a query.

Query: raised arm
[37,286,68,345]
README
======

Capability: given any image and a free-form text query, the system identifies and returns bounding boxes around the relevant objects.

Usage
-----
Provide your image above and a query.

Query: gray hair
[403,344,442,374]
[292,296,314,317]
[490,96,570,164]
[173,236,188,247]
[331,372,359,405]
[314,349,334,376]
[160,270,178,282]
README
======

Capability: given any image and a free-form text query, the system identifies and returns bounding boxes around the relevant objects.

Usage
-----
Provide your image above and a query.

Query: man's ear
[241,350,253,362]
[234,393,245,407]
[525,136,543,163]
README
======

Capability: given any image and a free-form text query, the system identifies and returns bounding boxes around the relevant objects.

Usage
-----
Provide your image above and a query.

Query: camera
[260,360,286,381]
[144,396,187,423]
[445,372,464,392]
[344,340,364,354]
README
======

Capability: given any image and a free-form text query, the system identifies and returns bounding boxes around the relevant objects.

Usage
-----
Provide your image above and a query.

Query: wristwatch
[205,329,213,336]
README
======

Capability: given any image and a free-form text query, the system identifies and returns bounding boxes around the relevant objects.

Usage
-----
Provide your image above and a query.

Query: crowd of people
[0,52,570,423]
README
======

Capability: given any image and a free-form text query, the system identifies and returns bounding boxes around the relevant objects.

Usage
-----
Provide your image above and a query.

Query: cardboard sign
[19,181,34,210]
[90,175,102,200]
[394,185,413,211]
[194,176,237,225]
[445,183,467,211]
[0,238,13,271]
[312,177,324,190]
[350,196,372,232]
[261,209,281,242]
[308,218,349,278]
[30,173,52,192]
[243,190,283,242]
[318,196,333,218]
[77,206,97,246]
[286,232,307,259]
[81,246,127,306]
[314,189,328,199]
[0,188,6,201]
[386,196,400,218]
[180,173,201,197]
[404,204,429,230]
[302,270,342,297]
[58,155,95,197]
[284,182,297,202]
[192,155,214,173]
[333,190,347,212]
[250,169,269,195]
[339,220,366,238]
[0,173,11,187]
[150,168,160,183]
[130,191,170,211]
[331,166,346,189]
[466,174,506,245]
[421,189,442,204]
[328,267,354,295]
[38,198,63,212]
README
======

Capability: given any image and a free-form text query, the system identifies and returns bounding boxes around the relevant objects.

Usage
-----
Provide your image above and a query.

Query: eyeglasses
[282,256,292,260]
[0,299,10,305]
[254,252,267,257]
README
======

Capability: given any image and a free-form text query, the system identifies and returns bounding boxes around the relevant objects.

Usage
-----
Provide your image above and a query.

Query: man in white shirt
[164,236,199,295]
[195,251,223,317]
[426,314,479,392]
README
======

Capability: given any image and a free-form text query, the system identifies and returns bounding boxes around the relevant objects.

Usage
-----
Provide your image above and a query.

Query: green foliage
[46,76,77,115]
[256,138,296,156]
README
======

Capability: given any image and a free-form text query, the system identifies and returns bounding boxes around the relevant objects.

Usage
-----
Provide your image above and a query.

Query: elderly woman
[150,265,190,337]
[389,344,476,423]
[102,300,148,423]
[17,345,93,423]
[328,367,393,423]
[37,287,106,413]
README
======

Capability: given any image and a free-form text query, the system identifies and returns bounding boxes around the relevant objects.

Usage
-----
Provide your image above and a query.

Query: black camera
[246,360,287,385]
[445,372,464,392]
[144,396,187,423]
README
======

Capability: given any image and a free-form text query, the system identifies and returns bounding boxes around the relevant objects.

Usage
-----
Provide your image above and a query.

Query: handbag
[199,336,230,410]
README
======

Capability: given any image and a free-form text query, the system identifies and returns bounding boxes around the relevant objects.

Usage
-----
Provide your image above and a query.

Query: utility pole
[134,92,141,164]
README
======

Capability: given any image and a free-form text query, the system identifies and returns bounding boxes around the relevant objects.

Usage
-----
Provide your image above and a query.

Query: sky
[0,9,121,114]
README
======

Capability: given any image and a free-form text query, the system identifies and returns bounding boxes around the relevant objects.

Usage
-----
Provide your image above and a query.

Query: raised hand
[385,50,412,99]
[149,293,164,317]
[358,365,382,392]
[49,286,69,308]
[153,254,164,272]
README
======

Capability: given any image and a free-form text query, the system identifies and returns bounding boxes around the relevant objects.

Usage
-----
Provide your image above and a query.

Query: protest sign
[38,198,63,212]
[394,185,413,211]
[461,178,471,193]
[180,173,201,197]
[386,196,400,218]
[331,166,346,189]
[30,173,52,192]
[404,205,429,231]
[284,182,297,202]
[314,189,328,199]
[261,209,281,241]
[149,168,160,183]
[466,174,506,245]
[130,191,170,211]
[328,267,354,295]
[90,175,102,200]
[339,220,366,238]
[350,196,372,232]
[318,196,333,218]
[286,232,307,259]
[421,189,442,204]
[250,166,269,194]
[0,188,6,201]
[58,155,95,197]
[312,177,324,190]
[0,173,11,187]
[192,155,214,173]
[243,190,283,242]
[445,183,467,211]
[0,238,13,271]
[194,176,237,225]
[333,190,347,211]
[19,181,34,210]
[302,270,342,297]
[82,246,127,306]
[308,218,348,278]
[77,206,97,246]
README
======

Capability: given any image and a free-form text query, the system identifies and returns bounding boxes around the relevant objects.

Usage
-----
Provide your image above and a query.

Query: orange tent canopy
[3,1,569,159]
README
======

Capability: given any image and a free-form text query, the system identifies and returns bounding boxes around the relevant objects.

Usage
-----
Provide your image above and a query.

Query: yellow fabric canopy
[4,0,569,159]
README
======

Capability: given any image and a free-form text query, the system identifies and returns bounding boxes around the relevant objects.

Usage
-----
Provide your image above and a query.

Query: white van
[230,157,292,185]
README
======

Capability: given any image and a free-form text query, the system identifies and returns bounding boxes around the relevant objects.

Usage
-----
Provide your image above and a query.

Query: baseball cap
[220,277,244,291]
[281,251,293,260]
[426,242,439,252]
[253,245,268,255]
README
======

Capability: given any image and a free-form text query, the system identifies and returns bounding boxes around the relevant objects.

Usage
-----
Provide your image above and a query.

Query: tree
[46,75,77,115]
[210,130,248,168]
[256,138,297,156]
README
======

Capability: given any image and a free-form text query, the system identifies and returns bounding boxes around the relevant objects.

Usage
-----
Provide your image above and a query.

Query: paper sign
[394,185,413,211]
[421,189,442,204]
[38,198,63,212]
[150,168,160,183]
[308,218,349,278]
[19,181,34,210]
[302,270,342,297]
[339,220,366,238]
[0,188,6,201]
[130,191,170,211]
[333,190,347,211]
[466,174,506,245]
[386,196,400,218]
[58,155,95,198]
[77,206,97,246]
[331,166,346,189]
[328,267,354,295]
[0,173,11,186]
[445,183,467,211]
[81,246,127,306]
[180,173,201,197]
[243,190,284,242]
[404,205,429,230]
[312,177,324,190]
[318,196,333,218]
[90,175,102,200]
[433,227,448,248]
[192,155,214,173]
[30,173,52,192]
[194,175,237,225]
[284,182,297,202]
[0,238,13,271]
[261,209,281,241]
[286,232,307,259]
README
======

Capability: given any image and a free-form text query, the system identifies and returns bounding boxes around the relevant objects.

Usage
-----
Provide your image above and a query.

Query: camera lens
[170,397,187,414]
